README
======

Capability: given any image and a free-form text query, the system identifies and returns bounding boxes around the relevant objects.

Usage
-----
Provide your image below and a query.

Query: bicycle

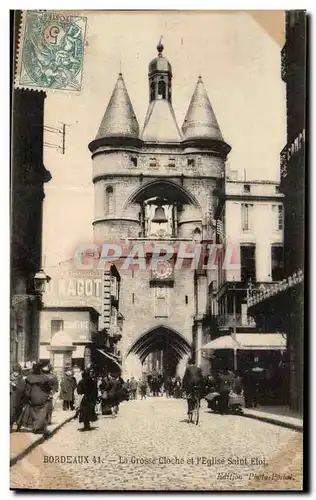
[186,386,200,425]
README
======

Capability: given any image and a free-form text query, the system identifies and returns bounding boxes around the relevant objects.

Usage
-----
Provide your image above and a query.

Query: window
[185,295,188,305]
[158,80,166,99]
[168,158,176,168]
[275,185,281,194]
[244,184,251,193]
[149,158,157,168]
[241,203,252,231]
[154,287,168,318]
[240,244,256,282]
[131,156,137,167]
[51,319,64,336]
[271,245,284,281]
[110,307,117,327]
[272,204,284,230]
[188,158,195,167]
[105,185,114,214]
[132,293,135,304]
[278,205,284,230]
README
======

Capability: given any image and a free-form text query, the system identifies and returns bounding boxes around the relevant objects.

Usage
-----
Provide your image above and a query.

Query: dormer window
[149,158,157,168]
[244,184,251,193]
[188,158,195,167]
[168,158,175,168]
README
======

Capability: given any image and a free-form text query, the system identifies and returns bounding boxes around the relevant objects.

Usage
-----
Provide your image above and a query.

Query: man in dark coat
[182,358,203,415]
[217,367,234,414]
[107,373,122,416]
[19,362,53,434]
[42,364,59,425]
[10,364,26,432]
[77,369,98,430]
[60,368,77,410]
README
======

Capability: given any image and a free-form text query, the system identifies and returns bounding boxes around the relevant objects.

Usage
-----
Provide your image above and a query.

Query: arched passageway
[125,326,191,378]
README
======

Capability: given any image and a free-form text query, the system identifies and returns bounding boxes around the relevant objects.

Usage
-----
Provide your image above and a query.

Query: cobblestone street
[11,398,303,491]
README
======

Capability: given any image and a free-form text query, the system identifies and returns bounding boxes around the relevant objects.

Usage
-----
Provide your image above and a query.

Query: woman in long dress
[77,369,98,430]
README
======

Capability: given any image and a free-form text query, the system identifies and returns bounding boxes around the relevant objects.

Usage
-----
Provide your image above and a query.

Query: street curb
[10,413,76,467]
[241,412,303,432]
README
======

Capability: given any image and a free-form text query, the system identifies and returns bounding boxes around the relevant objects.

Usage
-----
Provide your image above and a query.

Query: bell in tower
[152,206,168,224]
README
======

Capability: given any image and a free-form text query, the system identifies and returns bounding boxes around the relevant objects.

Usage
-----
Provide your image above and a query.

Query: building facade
[248,11,306,412]
[202,175,285,373]
[89,42,231,378]
[10,12,51,367]
[40,262,123,374]
[39,306,99,371]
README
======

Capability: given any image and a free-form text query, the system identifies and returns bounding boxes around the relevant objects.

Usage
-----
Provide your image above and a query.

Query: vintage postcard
[10,10,305,491]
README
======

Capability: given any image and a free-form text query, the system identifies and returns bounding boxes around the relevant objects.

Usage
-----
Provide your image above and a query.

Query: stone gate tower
[89,42,231,378]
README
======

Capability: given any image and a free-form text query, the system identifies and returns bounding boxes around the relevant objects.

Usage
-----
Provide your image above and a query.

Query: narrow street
[11,398,302,491]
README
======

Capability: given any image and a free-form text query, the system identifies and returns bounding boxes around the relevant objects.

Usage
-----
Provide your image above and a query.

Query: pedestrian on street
[10,363,25,432]
[60,368,77,410]
[182,358,203,416]
[18,362,53,435]
[107,373,122,417]
[77,368,98,431]
[42,363,59,425]
[139,380,148,400]
[99,374,112,415]
[129,377,137,400]
[217,367,234,415]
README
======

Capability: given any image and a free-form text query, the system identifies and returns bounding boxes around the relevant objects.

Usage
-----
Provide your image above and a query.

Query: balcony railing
[217,314,256,328]
[280,129,305,179]
[247,270,304,307]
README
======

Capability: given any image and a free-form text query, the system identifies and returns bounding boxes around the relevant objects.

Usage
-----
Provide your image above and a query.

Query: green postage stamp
[15,11,87,92]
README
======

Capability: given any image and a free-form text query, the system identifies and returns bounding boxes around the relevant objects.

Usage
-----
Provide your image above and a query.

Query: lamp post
[34,269,51,294]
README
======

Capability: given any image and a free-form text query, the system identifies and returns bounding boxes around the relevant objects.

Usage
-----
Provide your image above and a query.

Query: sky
[42,10,286,271]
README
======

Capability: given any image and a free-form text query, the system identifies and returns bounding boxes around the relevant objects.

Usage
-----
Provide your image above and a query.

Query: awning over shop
[202,333,287,351]
[202,335,241,350]
[96,349,122,369]
[236,333,287,350]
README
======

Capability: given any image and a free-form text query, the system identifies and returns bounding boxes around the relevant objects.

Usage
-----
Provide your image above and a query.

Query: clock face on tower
[152,260,173,280]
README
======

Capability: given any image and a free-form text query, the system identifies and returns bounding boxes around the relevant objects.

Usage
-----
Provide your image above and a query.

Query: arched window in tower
[150,82,155,102]
[105,185,114,214]
[157,80,166,100]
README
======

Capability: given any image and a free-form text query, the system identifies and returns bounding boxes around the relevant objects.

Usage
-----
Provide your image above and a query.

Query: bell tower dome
[141,40,182,143]
[148,39,172,102]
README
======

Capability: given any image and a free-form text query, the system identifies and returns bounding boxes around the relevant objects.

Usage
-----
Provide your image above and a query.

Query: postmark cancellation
[15,11,87,93]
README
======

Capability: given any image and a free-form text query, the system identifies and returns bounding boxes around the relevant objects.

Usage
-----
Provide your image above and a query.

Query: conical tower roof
[95,73,139,140]
[182,76,224,142]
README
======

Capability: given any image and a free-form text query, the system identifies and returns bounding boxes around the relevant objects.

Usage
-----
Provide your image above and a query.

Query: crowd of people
[10,358,288,433]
